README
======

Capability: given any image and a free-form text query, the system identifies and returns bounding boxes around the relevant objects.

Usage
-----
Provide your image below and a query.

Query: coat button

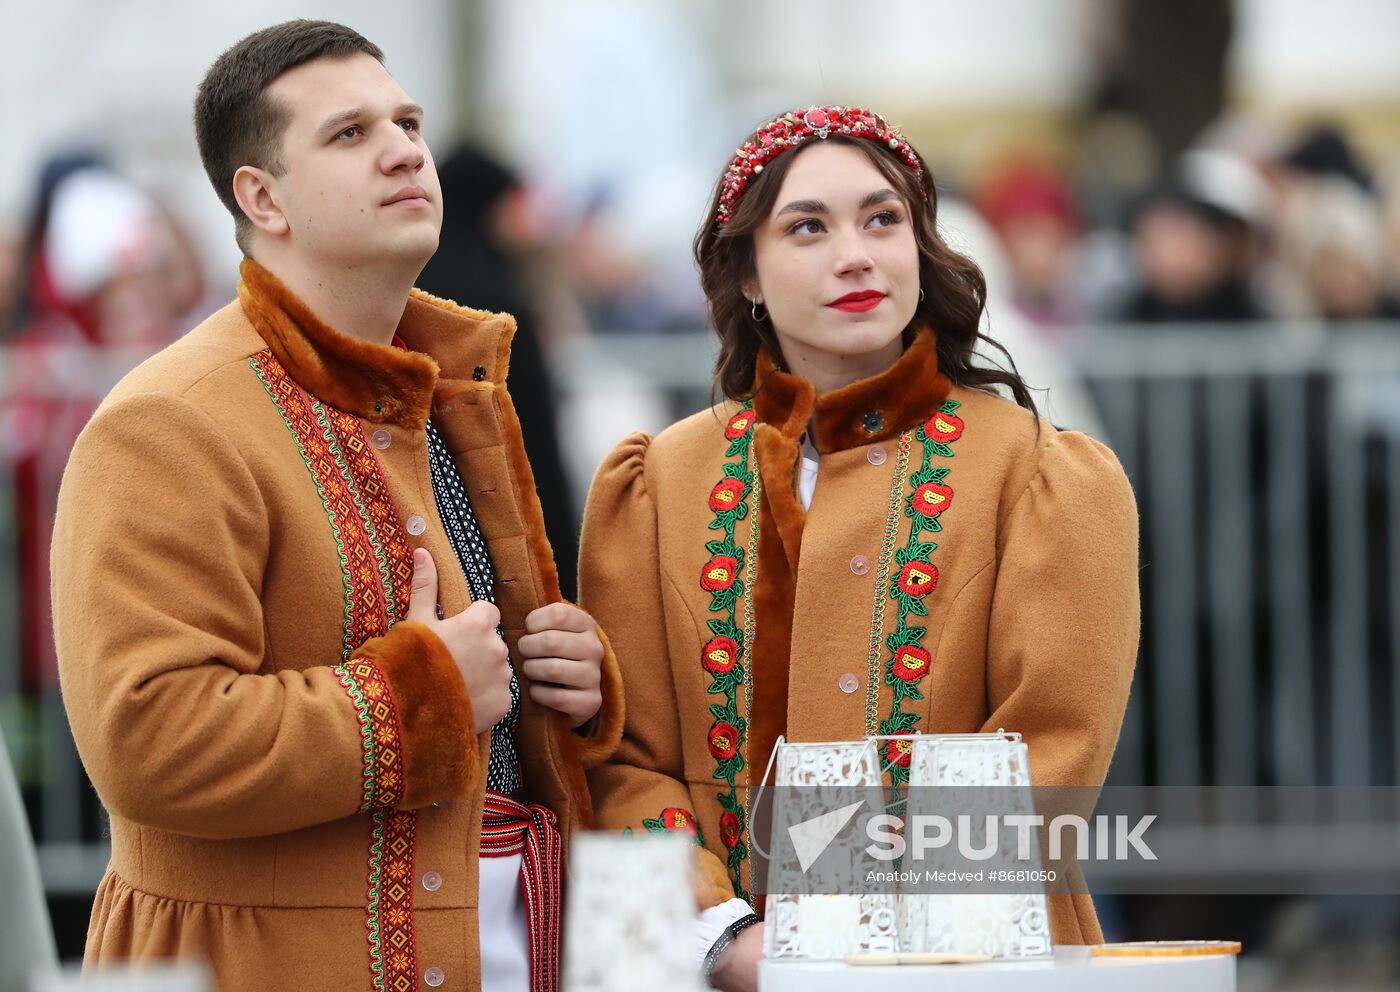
[424,966,445,987]
[850,555,870,576]
[472,366,487,381]
[371,428,392,450]
[838,673,859,694]
[406,515,427,536]
[861,410,884,434]
[867,445,887,466]
[422,870,443,892]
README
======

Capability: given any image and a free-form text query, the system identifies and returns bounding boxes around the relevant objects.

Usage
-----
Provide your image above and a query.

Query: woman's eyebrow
[775,198,827,218]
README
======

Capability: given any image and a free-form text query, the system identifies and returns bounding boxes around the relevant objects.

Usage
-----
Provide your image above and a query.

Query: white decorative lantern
[762,738,898,961]
[564,832,704,992]
[900,731,1052,959]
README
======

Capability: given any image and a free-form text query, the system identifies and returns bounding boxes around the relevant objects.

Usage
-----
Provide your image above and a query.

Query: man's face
[261,53,441,269]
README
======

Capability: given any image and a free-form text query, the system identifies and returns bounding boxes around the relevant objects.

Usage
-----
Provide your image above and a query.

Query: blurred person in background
[973,160,1088,330]
[580,106,1139,992]
[1273,125,1400,323]
[1117,177,1269,324]
[2,154,201,695]
[415,144,580,598]
[1286,176,1400,322]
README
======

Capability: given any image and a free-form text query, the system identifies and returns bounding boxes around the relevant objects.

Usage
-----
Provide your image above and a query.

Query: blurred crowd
[966,117,1400,333]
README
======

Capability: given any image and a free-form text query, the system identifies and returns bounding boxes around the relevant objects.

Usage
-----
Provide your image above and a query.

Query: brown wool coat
[579,330,1139,945]
[51,259,622,990]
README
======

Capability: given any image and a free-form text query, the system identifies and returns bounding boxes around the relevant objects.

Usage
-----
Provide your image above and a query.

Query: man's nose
[381,123,425,174]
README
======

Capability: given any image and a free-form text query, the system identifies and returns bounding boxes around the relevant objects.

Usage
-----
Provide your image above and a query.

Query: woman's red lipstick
[828,290,886,313]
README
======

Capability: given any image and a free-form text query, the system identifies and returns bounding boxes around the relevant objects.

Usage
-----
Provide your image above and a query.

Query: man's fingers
[518,627,603,662]
[461,599,502,629]
[528,683,600,726]
[523,602,594,635]
[405,548,440,625]
[522,656,601,690]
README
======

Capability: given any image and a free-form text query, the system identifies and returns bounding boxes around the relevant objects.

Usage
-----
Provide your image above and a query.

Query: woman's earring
[919,288,926,302]
[751,299,768,321]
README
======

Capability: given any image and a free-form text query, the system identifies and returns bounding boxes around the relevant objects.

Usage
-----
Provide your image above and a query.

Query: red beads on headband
[715,106,924,226]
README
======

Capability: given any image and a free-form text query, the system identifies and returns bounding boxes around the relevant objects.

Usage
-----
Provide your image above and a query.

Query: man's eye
[399,119,420,133]
[336,126,361,141]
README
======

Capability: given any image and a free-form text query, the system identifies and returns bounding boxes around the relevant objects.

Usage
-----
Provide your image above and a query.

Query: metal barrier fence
[5,324,1400,896]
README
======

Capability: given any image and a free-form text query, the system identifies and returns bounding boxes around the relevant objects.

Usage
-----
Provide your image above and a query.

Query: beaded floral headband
[715,106,924,226]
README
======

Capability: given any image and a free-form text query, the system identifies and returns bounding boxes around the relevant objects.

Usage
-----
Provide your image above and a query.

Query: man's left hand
[518,603,604,728]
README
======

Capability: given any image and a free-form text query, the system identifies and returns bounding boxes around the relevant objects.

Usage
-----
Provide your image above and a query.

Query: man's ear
[232,165,290,238]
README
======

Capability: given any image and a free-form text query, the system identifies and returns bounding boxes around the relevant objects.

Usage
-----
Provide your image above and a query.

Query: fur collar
[237,257,516,430]
[750,327,950,453]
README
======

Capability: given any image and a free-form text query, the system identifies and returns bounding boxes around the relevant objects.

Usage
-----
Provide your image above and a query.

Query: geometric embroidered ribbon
[481,789,563,992]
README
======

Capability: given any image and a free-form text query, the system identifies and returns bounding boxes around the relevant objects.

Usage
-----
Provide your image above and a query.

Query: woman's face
[746,141,921,383]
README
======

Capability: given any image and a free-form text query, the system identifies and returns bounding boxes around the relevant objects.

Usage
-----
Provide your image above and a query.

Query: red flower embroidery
[885,734,914,768]
[925,411,965,443]
[892,645,932,683]
[720,810,742,849]
[701,555,740,592]
[702,636,739,675]
[709,721,740,761]
[661,807,699,837]
[896,561,938,598]
[725,410,755,439]
[912,482,953,518]
[709,478,746,512]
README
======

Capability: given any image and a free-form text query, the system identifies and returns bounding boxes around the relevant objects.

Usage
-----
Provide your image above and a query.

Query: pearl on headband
[715,106,924,226]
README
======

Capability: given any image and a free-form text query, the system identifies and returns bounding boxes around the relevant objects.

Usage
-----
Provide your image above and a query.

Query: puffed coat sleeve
[51,392,480,840]
[980,429,1139,945]
[981,429,1140,788]
[579,433,736,910]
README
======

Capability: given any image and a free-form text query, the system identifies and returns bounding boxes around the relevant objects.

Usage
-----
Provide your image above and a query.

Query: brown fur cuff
[351,621,480,809]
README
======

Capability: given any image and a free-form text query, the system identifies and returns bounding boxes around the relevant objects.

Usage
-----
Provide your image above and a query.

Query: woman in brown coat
[578,107,1140,990]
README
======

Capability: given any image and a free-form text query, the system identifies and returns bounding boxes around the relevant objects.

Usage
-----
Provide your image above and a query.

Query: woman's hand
[709,922,764,992]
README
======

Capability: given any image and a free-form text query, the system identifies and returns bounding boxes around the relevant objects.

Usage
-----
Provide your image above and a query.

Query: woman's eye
[789,219,824,236]
[868,210,900,228]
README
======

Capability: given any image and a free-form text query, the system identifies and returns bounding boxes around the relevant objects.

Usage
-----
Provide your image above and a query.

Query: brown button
[371,428,392,450]
[422,870,443,892]
[472,366,487,381]
[424,966,445,987]
[850,555,870,576]
[867,445,887,466]
[406,515,427,537]
[862,410,884,434]
[838,673,859,694]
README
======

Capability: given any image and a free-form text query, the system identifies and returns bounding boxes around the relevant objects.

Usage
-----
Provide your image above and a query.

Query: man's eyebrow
[317,108,363,137]
[775,198,827,218]
[316,104,424,137]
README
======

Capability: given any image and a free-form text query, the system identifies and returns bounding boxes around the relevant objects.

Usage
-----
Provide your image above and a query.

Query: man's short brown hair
[194,20,383,253]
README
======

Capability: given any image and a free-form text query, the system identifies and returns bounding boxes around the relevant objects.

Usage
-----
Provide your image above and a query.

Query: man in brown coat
[51,20,621,992]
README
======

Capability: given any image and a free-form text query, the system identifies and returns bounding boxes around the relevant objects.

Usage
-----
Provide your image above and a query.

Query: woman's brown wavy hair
[694,125,1037,415]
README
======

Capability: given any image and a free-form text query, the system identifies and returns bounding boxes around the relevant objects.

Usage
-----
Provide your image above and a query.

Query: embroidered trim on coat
[877,398,963,801]
[700,404,756,901]
[336,659,407,811]
[637,806,705,846]
[249,349,420,991]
